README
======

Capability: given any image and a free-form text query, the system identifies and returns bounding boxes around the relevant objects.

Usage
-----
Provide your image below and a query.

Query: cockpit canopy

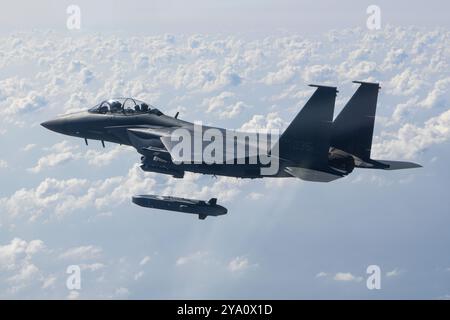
[88,98,163,116]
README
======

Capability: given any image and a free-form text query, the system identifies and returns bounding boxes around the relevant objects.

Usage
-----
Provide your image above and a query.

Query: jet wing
[159,129,265,164]
[123,126,177,156]
[124,125,272,165]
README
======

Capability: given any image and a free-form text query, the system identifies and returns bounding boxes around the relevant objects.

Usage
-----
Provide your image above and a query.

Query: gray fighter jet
[41,81,421,183]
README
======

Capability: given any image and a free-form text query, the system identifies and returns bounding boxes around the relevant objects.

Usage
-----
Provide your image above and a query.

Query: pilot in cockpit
[110,101,122,113]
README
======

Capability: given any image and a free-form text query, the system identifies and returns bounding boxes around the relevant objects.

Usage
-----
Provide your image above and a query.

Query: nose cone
[41,118,66,134]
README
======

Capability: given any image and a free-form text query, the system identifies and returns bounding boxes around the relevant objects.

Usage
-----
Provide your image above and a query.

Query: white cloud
[139,256,151,266]
[114,287,130,298]
[28,142,131,173]
[228,256,257,273]
[419,77,450,109]
[302,64,336,83]
[333,272,363,282]
[386,268,402,277]
[240,112,285,133]
[134,271,144,281]
[80,263,105,272]
[22,144,37,152]
[0,238,44,271]
[176,251,209,266]
[1,164,157,221]
[59,245,102,261]
[0,238,45,292]
[262,65,297,85]
[29,141,79,173]
[67,290,80,300]
[3,91,47,116]
[0,159,7,169]
[373,109,450,159]
[41,275,57,289]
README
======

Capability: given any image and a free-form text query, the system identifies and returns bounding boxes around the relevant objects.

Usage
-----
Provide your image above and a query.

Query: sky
[0,0,449,299]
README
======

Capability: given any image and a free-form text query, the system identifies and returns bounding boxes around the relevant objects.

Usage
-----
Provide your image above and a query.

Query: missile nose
[40,119,66,133]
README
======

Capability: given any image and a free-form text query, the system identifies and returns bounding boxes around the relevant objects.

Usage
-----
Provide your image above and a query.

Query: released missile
[131,194,227,220]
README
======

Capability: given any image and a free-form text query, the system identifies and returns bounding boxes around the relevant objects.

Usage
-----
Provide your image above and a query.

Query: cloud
[28,141,79,173]
[1,163,158,221]
[419,77,450,109]
[240,112,285,132]
[262,65,297,85]
[202,91,249,118]
[3,91,47,117]
[302,64,336,83]
[333,272,363,282]
[41,275,57,289]
[0,238,45,271]
[22,144,37,152]
[139,256,151,266]
[0,238,45,292]
[59,245,102,261]
[0,159,7,169]
[386,268,402,277]
[373,109,450,159]
[176,251,209,266]
[67,290,80,300]
[228,256,257,273]
[114,287,130,298]
[28,142,131,173]
[80,263,105,272]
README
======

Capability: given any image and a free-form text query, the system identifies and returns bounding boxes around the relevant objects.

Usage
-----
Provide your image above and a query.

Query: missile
[131,195,227,220]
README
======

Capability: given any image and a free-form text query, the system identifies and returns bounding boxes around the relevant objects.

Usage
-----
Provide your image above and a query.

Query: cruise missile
[131,194,227,220]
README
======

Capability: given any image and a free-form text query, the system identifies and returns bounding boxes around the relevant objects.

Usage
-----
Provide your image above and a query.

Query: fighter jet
[41,81,421,183]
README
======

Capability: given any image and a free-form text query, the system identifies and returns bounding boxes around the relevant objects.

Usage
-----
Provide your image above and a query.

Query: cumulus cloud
[29,141,131,173]
[28,141,79,173]
[0,238,46,293]
[1,164,157,221]
[419,78,450,109]
[240,112,285,133]
[372,109,450,159]
[3,91,47,117]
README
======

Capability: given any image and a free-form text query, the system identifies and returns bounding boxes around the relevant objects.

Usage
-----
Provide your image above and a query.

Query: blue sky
[0,1,449,299]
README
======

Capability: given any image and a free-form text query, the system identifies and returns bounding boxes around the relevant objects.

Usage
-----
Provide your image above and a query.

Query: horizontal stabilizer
[369,160,422,170]
[284,166,343,182]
